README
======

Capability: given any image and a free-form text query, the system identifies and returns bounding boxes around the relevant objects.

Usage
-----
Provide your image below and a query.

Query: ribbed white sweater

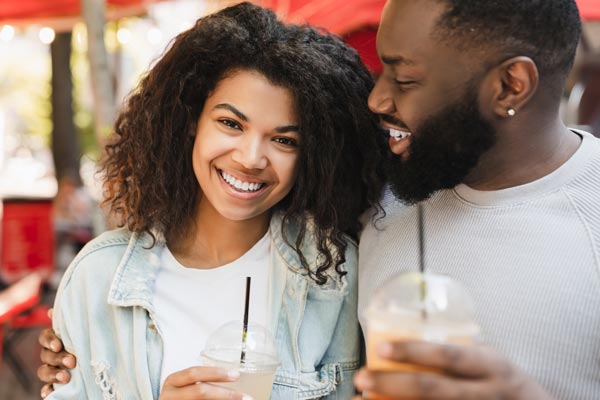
[359,130,600,400]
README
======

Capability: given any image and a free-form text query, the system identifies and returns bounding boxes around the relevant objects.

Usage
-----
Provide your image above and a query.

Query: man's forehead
[376,0,446,64]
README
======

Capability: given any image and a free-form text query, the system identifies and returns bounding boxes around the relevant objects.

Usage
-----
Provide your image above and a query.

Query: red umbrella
[261,0,385,73]
[577,0,600,20]
[261,0,385,35]
[0,0,164,27]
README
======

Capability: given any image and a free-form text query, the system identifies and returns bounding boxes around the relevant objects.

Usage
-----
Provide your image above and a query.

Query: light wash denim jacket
[49,212,360,400]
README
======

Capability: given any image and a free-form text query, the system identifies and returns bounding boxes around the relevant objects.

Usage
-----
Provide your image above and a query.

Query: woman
[40,2,385,399]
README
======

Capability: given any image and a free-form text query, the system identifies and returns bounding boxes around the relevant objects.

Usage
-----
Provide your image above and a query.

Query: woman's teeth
[389,128,411,141]
[220,170,265,192]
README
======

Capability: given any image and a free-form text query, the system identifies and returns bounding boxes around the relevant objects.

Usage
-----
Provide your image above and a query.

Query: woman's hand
[37,310,77,398]
[159,366,250,400]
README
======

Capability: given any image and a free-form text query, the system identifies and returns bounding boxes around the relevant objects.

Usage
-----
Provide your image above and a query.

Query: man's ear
[481,56,539,118]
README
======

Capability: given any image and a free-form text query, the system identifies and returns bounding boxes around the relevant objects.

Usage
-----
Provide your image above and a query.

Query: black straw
[417,204,425,274]
[417,204,428,320]
[240,276,251,364]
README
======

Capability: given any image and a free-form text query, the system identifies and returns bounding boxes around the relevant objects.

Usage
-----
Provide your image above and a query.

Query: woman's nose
[231,134,268,170]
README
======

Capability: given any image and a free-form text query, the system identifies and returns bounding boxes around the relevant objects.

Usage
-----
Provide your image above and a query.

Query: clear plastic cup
[200,321,279,400]
[365,272,479,376]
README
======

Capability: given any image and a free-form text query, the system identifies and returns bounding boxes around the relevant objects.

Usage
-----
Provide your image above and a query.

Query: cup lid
[200,320,280,372]
[365,272,479,332]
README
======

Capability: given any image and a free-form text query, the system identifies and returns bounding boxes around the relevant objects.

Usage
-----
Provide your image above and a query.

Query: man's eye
[273,137,298,147]
[219,119,241,130]
[394,80,417,86]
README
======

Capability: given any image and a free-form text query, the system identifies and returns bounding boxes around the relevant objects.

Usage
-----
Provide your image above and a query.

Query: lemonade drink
[201,348,279,400]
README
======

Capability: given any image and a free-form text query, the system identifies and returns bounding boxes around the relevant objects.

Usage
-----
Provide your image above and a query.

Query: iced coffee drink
[364,272,479,398]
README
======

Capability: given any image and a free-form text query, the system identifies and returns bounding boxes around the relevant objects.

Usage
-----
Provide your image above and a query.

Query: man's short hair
[433,0,581,80]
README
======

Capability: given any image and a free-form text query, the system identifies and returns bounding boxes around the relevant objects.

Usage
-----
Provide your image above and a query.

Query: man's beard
[386,87,496,204]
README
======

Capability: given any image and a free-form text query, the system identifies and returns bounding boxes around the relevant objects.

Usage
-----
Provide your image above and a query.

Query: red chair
[1,198,55,284]
[0,273,51,391]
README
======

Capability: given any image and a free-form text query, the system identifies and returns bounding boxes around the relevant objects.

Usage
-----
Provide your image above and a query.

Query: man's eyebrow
[214,103,248,121]
[381,54,416,66]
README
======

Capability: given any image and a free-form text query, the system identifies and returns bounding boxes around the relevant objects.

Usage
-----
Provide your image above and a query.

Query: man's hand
[353,340,553,399]
[159,366,250,400]
[37,309,77,398]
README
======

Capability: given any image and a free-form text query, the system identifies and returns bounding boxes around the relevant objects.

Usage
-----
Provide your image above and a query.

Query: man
[354,0,599,399]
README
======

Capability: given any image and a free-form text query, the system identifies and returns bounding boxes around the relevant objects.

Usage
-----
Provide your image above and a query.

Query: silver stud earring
[507,107,516,117]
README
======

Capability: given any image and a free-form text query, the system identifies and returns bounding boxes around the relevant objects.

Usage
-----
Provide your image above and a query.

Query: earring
[507,107,516,117]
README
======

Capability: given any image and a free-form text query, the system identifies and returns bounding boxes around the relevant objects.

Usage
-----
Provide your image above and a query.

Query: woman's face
[193,69,300,223]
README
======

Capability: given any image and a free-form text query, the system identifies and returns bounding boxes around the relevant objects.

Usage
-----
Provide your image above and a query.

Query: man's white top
[153,232,270,388]
[359,130,600,399]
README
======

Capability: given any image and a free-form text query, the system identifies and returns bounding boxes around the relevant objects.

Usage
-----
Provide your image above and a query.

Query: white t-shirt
[153,232,270,388]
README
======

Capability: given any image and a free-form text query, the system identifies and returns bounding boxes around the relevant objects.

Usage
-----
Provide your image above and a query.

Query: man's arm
[38,309,77,398]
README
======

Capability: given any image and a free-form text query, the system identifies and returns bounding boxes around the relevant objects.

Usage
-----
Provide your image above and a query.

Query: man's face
[370,0,496,203]
[384,86,496,204]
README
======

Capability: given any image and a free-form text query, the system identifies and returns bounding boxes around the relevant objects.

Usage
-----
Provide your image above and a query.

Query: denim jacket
[49,212,360,400]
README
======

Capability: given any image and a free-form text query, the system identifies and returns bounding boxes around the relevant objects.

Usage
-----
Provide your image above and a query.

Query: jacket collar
[269,210,320,275]
[107,230,165,312]
[107,211,319,310]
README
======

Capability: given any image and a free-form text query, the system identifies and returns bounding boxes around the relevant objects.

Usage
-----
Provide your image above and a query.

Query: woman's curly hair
[102,2,387,284]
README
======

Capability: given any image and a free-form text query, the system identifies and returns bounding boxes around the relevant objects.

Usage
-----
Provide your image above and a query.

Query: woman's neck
[168,201,270,270]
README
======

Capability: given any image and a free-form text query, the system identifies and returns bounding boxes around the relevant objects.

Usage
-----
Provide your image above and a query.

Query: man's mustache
[380,114,409,131]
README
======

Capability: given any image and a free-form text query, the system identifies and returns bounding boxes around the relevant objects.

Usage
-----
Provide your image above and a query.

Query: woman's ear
[480,56,539,119]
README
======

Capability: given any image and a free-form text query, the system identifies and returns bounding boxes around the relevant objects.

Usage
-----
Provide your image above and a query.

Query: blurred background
[0,0,598,398]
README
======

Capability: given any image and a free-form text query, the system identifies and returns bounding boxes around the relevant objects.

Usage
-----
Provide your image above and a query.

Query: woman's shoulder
[58,228,134,290]
[272,211,358,272]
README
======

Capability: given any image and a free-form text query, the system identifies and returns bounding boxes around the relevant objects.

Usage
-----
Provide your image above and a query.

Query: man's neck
[463,119,581,191]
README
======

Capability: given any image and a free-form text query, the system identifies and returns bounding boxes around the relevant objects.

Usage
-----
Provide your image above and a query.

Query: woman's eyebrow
[215,103,299,133]
[214,103,248,121]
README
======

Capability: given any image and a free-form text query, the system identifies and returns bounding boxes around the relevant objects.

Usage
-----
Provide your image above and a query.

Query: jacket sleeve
[46,261,96,399]
[321,239,361,399]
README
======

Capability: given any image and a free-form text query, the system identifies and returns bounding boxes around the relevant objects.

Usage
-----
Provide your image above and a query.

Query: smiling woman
[192,70,299,226]
[39,2,387,400]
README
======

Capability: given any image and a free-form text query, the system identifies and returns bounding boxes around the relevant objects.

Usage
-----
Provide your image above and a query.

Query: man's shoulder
[567,131,600,195]
[360,185,415,245]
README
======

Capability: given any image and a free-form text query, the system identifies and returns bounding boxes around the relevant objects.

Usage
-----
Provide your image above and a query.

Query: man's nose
[368,78,395,115]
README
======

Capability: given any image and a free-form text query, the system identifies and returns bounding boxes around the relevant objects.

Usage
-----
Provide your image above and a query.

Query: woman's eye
[219,119,241,130]
[273,137,298,147]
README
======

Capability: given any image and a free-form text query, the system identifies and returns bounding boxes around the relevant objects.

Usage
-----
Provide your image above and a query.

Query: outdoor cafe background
[0,0,598,398]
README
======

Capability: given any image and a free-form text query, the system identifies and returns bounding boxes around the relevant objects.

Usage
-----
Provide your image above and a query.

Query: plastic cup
[200,321,279,400]
[364,272,479,399]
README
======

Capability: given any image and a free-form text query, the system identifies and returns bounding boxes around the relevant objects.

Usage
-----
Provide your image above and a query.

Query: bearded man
[355,1,600,399]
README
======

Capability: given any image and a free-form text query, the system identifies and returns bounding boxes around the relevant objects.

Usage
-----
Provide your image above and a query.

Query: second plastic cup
[364,272,479,399]
[200,321,280,400]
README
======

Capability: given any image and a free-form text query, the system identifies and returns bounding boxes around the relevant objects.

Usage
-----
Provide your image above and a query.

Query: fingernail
[51,342,60,352]
[57,371,68,381]
[63,356,74,368]
[227,370,240,380]
[242,396,254,400]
